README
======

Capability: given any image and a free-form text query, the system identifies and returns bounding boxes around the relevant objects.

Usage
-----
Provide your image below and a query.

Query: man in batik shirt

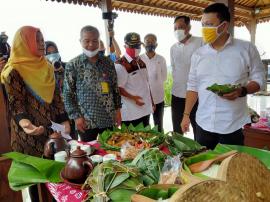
[63,25,121,141]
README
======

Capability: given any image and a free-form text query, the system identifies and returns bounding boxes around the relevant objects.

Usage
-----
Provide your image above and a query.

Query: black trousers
[122,115,150,128]
[171,95,198,139]
[78,127,112,142]
[196,124,244,150]
[152,101,164,132]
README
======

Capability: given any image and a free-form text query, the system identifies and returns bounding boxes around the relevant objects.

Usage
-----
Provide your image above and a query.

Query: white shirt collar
[208,33,233,51]
[124,53,134,63]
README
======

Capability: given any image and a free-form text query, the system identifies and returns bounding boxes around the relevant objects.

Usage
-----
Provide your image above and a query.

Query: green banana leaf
[184,144,270,172]
[214,144,270,169]
[206,83,240,95]
[98,123,164,151]
[2,152,65,191]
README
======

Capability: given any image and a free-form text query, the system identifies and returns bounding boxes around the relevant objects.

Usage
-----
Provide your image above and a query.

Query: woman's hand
[75,117,86,133]
[19,119,44,135]
[61,120,71,134]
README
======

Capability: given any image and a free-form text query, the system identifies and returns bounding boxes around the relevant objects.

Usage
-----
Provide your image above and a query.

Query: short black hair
[174,16,190,25]
[144,33,157,42]
[80,25,100,38]
[203,3,230,22]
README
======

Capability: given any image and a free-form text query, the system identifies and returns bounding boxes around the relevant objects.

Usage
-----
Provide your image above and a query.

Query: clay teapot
[44,132,69,159]
[62,146,93,184]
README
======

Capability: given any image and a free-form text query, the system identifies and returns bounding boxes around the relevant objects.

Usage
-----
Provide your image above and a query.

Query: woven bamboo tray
[169,179,246,202]
[217,153,270,202]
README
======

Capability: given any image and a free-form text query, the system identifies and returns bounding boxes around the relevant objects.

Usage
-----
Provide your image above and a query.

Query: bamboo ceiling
[46,0,270,26]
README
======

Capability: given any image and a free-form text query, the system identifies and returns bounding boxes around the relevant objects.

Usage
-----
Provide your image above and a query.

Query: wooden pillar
[215,0,235,36]
[250,17,257,45]
[244,15,257,45]
[99,0,112,54]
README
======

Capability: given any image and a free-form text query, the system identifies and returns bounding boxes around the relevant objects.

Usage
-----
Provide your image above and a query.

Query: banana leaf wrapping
[165,132,205,156]
[2,152,65,191]
[206,83,241,96]
[97,124,165,151]
[138,185,179,200]
[130,148,167,186]
[83,161,144,202]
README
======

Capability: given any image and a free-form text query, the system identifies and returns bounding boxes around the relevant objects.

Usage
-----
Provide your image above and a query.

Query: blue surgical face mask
[46,53,61,63]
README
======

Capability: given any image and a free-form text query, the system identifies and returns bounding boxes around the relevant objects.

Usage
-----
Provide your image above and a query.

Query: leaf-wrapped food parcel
[206,83,241,95]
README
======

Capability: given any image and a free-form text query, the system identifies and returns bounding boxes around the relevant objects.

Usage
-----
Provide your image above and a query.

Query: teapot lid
[71,146,87,157]
[49,132,62,139]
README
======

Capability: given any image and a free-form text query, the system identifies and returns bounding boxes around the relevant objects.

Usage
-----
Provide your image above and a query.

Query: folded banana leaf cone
[2,152,65,191]
[164,132,206,157]
[83,161,145,202]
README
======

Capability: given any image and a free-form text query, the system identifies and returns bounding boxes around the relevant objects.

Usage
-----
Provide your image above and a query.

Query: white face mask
[82,48,99,58]
[135,48,141,57]
[174,29,186,42]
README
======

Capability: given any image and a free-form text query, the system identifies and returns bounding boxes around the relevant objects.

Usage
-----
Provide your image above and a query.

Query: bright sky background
[1,0,270,63]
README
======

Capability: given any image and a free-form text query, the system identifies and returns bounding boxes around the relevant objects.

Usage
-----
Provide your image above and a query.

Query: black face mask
[99,50,105,56]
[145,45,156,52]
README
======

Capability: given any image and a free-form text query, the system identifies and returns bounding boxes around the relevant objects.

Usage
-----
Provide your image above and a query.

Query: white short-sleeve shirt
[115,54,153,121]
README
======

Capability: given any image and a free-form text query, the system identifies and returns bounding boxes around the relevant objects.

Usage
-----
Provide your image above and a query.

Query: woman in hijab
[1,26,70,157]
[45,41,65,92]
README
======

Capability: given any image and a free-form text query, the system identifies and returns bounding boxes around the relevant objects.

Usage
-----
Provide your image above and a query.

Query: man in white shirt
[141,34,167,132]
[181,3,265,149]
[170,16,202,138]
[115,32,153,127]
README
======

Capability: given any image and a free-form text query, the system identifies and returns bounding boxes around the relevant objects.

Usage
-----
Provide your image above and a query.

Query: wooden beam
[114,0,251,19]
[114,0,201,16]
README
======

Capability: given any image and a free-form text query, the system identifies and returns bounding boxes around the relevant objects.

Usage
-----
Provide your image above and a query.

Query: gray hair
[80,25,100,38]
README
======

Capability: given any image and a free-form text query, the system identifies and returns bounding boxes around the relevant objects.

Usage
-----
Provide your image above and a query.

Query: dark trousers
[78,127,112,142]
[196,124,244,150]
[171,95,198,139]
[152,102,164,132]
[122,115,150,128]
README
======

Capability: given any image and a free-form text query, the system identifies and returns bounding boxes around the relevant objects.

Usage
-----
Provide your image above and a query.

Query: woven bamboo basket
[169,179,246,202]
[217,153,270,202]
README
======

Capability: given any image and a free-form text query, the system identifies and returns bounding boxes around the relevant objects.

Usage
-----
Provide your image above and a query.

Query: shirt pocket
[128,71,145,89]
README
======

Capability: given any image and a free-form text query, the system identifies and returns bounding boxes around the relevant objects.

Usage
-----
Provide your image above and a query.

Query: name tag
[101,81,109,94]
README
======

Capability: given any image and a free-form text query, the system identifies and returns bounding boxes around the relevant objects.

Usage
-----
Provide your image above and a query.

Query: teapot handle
[83,161,93,171]
[49,142,56,156]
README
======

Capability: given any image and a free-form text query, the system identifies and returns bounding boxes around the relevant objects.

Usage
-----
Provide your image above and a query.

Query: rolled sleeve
[248,44,265,90]
[187,53,198,92]
[63,61,82,120]
[115,64,128,88]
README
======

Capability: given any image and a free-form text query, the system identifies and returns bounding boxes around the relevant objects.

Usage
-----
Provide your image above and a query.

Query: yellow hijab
[1,26,55,103]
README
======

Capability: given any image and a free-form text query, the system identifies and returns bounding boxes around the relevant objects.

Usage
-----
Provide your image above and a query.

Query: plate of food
[206,83,241,96]
[97,124,165,151]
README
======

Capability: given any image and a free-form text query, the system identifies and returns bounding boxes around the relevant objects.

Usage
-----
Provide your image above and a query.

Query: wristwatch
[239,86,248,97]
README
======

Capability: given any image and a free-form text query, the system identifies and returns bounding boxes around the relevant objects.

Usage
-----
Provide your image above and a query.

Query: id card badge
[101,72,110,94]
[101,81,109,94]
